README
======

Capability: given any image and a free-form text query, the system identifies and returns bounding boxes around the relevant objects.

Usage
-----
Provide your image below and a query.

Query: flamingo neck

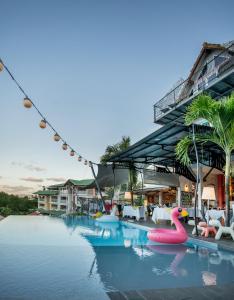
[172,215,187,234]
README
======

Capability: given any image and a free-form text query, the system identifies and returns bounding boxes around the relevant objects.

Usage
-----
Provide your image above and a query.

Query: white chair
[110,205,117,216]
[209,219,234,240]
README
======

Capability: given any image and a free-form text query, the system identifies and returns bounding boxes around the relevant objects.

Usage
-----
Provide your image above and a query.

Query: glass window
[198,64,207,79]
[214,55,227,67]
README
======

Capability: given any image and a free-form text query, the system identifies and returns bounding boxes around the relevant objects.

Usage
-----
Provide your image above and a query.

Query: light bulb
[62,143,68,150]
[54,133,60,142]
[0,61,4,72]
[39,119,46,129]
[23,97,32,108]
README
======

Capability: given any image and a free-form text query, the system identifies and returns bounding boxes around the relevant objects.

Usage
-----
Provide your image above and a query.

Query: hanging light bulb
[23,97,32,108]
[78,156,82,162]
[0,61,4,72]
[62,143,68,150]
[70,149,75,156]
[84,159,88,165]
[54,133,60,142]
[39,119,46,129]
[88,161,92,167]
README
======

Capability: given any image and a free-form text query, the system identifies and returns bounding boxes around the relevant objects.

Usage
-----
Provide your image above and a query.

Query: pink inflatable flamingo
[147,207,189,244]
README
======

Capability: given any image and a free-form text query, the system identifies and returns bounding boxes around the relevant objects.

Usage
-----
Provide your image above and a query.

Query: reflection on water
[147,244,188,277]
[0,215,234,299]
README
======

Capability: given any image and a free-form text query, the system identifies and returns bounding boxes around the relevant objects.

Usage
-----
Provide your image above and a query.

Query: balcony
[60,189,68,195]
[77,190,95,198]
[51,198,58,203]
[154,44,234,125]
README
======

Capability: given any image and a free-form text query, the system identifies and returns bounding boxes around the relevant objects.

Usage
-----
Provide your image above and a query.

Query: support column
[67,187,73,214]
[159,191,163,206]
[197,165,203,210]
[217,174,225,208]
[177,187,181,207]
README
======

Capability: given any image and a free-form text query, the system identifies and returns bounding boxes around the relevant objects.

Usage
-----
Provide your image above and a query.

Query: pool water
[0,216,234,299]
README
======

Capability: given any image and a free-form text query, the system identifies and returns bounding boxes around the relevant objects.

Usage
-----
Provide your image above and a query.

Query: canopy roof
[108,123,225,181]
[87,164,129,189]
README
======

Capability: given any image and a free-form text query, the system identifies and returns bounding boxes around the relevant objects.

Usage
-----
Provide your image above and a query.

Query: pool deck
[108,283,234,300]
[108,217,234,300]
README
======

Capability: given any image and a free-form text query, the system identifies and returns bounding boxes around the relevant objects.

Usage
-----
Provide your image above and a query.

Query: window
[198,64,207,79]
[61,196,67,200]
[214,55,227,67]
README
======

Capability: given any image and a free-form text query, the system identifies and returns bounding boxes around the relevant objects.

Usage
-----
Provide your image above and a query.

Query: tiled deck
[108,283,234,300]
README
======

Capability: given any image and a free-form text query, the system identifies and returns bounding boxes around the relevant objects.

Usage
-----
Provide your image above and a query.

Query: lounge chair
[209,219,234,240]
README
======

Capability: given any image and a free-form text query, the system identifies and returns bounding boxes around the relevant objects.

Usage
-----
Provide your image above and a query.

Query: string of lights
[0,58,95,167]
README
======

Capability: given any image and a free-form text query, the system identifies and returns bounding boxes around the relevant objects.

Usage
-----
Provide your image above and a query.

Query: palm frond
[185,94,217,126]
[176,136,193,166]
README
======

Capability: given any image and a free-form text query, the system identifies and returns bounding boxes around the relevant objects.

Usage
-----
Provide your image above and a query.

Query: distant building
[34,179,97,213]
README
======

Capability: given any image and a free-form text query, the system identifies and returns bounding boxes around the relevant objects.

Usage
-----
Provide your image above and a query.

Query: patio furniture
[205,209,226,224]
[188,219,203,235]
[209,219,234,240]
[151,207,171,223]
[122,206,145,221]
[200,223,217,238]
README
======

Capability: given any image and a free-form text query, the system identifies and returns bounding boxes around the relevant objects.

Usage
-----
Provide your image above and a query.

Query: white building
[34,179,98,214]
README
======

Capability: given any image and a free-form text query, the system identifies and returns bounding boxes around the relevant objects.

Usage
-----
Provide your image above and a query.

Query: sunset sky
[0,0,233,195]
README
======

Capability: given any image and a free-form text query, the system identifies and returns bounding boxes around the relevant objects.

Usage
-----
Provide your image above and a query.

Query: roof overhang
[108,123,225,181]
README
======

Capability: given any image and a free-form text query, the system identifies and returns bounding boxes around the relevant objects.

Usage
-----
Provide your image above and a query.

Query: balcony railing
[154,43,234,123]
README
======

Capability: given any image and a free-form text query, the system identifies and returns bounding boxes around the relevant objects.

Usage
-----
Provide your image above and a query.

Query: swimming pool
[0,215,234,299]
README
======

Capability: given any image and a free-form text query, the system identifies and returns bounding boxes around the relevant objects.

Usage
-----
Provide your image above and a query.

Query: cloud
[46,177,67,182]
[11,161,47,172]
[0,176,3,179]
[20,177,44,183]
[0,184,34,195]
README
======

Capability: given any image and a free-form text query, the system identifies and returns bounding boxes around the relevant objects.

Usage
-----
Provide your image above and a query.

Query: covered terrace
[108,123,226,209]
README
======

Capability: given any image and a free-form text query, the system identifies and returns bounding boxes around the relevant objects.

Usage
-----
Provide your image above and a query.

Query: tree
[176,93,234,226]
[100,136,138,205]
[100,136,131,164]
[0,192,37,215]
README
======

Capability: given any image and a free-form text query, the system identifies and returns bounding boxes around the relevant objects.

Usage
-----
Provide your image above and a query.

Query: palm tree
[176,93,234,226]
[100,136,130,164]
[100,136,138,205]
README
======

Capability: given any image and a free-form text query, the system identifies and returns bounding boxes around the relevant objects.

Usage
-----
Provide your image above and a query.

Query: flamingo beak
[180,209,189,217]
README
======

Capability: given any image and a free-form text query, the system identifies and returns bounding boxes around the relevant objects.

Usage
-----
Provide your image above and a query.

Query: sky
[0,0,233,195]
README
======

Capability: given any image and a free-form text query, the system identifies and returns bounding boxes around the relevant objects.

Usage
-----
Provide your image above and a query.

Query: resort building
[35,179,97,213]
[109,41,234,210]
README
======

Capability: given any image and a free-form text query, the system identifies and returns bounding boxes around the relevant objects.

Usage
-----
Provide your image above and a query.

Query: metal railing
[154,43,234,122]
